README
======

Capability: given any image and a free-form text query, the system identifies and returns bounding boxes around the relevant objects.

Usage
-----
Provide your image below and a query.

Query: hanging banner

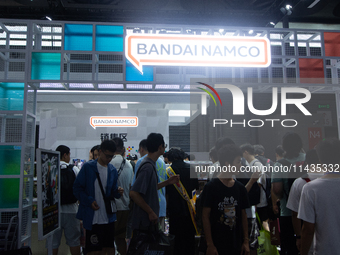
[126,34,271,73]
[36,149,60,240]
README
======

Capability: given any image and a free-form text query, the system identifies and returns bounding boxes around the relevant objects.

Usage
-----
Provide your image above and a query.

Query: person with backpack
[271,132,305,255]
[51,145,81,255]
[73,140,124,255]
[110,137,134,255]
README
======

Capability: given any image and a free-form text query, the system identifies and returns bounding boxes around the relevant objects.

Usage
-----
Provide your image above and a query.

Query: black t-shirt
[201,178,250,253]
[166,160,199,218]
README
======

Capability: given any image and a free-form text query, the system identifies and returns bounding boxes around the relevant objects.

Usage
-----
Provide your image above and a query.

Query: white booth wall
[39,107,169,160]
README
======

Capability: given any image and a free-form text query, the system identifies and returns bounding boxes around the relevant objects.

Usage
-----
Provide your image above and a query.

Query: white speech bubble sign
[125,34,271,74]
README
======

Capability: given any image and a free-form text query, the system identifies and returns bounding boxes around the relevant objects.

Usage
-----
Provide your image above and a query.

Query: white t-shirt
[110,155,134,210]
[298,177,340,255]
[287,173,322,255]
[92,162,109,224]
[59,161,79,214]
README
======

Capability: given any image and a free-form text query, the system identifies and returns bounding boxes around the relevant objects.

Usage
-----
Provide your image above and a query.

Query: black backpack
[60,164,78,205]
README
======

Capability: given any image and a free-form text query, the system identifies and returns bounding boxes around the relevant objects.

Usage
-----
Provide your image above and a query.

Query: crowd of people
[51,131,340,255]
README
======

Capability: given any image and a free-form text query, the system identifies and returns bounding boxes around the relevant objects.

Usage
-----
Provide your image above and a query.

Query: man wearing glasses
[130,133,179,233]
[74,139,124,255]
[132,138,169,231]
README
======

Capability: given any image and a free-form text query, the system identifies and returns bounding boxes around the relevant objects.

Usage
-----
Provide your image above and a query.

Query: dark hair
[305,149,320,165]
[139,139,148,151]
[275,145,285,157]
[112,137,124,152]
[218,144,242,167]
[127,154,138,161]
[254,144,265,155]
[316,138,340,165]
[209,147,218,162]
[168,147,185,161]
[282,132,303,159]
[100,139,116,153]
[56,145,70,158]
[146,133,164,153]
[189,154,196,160]
[163,151,169,158]
[240,143,255,155]
[215,137,235,151]
[91,145,100,154]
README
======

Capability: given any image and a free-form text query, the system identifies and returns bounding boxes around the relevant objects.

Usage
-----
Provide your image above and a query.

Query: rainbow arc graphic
[196,82,222,106]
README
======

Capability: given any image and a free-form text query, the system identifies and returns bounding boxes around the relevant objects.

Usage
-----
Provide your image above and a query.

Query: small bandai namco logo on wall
[90,117,138,129]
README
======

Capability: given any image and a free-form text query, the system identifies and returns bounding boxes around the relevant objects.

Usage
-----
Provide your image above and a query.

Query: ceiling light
[281,5,293,15]
[270,22,276,26]
[37,90,191,95]
[155,85,180,90]
[308,0,320,8]
[120,103,128,109]
[169,110,190,117]
[88,102,140,104]
[45,16,52,21]
[98,84,124,89]
[248,30,254,34]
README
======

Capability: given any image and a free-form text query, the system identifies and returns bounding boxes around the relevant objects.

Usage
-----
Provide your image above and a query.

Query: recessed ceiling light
[308,0,320,8]
[169,110,190,117]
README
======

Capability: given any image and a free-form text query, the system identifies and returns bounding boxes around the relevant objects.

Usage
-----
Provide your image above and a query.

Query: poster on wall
[36,148,60,240]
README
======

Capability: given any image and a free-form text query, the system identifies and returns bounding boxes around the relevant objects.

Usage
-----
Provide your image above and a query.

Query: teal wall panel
[31,53,61,80]
[95,25,123,52]
[0,83,24,111]
[64,24,93,51]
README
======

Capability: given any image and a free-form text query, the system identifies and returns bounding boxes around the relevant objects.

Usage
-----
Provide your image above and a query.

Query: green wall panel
[0,178,20,208]
[0,146,21,175]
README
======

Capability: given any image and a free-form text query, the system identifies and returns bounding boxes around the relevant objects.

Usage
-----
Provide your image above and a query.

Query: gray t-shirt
[298,177,340,254]
[131,157,159,230]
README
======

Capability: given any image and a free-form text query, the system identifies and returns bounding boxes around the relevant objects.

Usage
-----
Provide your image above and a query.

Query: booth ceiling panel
[0,0,339,27]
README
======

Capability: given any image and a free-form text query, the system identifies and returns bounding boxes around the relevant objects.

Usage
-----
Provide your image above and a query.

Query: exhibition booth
[0,19,340,249]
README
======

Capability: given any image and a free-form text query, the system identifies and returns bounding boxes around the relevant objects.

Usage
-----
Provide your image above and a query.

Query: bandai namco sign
[125,34,271,73]
[90,117,138,129]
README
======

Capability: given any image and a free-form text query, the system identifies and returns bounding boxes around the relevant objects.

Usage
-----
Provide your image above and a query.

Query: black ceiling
[0,0,339,27]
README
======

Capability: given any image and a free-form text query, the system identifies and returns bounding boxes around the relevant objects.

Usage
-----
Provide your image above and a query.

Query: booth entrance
[0,19,339,249]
